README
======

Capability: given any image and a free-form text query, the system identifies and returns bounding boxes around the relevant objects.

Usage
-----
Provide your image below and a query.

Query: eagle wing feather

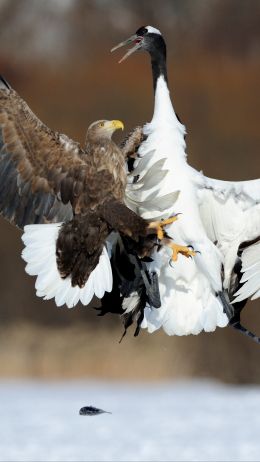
[0,81,96,228]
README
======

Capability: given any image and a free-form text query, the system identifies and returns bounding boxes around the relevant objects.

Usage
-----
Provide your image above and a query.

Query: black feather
[79,406,111,416]
[100,236,160,339]
[219,290,260,345]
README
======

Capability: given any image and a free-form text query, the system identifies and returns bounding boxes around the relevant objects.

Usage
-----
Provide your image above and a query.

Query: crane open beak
[111,34,143,63]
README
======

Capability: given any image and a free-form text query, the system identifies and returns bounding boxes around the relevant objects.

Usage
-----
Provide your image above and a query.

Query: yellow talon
[162,238,196,261]
[157,228,164,240]
[160,216,179,227]
[148,215,179,240]
[171,243,196,261]
[147,215,196,262]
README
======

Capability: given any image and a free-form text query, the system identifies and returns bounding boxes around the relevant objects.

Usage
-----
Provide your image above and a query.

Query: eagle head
[87,120,124,142]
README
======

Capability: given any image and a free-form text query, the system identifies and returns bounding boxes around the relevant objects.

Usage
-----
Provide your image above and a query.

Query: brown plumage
[0,77,160,291]
[54,121,158,288]
[0,84,128,226]
[0,79,77,227]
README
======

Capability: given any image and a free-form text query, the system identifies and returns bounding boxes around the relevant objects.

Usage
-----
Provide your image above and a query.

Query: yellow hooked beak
[110,120,124,131]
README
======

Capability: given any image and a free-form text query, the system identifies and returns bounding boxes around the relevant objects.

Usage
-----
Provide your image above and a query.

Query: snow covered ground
[0,380,260,461]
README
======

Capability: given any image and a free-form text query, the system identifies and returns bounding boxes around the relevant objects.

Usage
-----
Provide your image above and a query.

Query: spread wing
[194,170,260,244]
[122,126,180,219]
[0,76,95,228]
[192,167,260,302]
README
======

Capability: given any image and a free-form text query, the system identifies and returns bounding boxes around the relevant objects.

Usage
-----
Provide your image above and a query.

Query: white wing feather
[232,242,260,303]
[125,149,180,219]
[126,76,229,335]
[22,223,113,308]
[193,168,260,297]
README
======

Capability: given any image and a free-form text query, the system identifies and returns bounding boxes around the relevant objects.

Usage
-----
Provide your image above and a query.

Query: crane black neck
[147,34,168,93]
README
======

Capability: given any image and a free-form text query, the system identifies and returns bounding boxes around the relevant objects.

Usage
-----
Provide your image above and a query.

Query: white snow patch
[0,380,260,461]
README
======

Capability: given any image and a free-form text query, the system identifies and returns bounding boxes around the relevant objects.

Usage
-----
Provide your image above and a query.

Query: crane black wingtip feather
[219,291,260,345]
[230,321,260,345]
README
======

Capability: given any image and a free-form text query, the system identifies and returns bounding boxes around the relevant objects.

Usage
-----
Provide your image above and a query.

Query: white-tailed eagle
[0,75,191,335]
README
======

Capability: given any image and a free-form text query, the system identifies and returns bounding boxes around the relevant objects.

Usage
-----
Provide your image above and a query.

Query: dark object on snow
[79,405,112,416]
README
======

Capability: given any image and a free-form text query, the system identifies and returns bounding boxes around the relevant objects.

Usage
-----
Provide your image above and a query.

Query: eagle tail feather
[22,223,112,308]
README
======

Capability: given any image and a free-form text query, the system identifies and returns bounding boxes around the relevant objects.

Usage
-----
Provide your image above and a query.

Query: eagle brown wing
[0,77,98,228]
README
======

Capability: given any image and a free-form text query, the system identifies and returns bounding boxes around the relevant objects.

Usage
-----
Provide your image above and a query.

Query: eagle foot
[148,215,179,241]
[163,239,196,262]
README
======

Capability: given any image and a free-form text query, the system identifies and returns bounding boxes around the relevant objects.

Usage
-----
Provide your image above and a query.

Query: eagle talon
[147,216,196,262]
[162,239,197,262]
[148,215,179,241]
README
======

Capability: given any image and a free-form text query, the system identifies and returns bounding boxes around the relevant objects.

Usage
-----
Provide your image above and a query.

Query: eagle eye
[99,122,105,128]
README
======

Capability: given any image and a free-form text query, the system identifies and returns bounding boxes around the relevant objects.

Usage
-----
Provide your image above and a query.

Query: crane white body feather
[127,75,260,336]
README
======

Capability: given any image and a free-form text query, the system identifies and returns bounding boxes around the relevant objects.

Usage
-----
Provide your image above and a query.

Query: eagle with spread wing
[0,75,189,329]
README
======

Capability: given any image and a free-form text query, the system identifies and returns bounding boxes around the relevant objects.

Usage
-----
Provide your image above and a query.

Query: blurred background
[0,0,260,383]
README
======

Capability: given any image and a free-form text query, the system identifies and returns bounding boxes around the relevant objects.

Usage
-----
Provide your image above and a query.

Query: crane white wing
[192,168,260,303]
[194,170,260,210]
[125,150,180,218]
[232,242,260,303]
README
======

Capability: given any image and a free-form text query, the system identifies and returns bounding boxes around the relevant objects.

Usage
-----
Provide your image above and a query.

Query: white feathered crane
[111,25,260,343]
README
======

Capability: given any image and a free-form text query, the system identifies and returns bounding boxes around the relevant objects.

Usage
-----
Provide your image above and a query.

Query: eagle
[111,26,260,343]
[0,75,192,331]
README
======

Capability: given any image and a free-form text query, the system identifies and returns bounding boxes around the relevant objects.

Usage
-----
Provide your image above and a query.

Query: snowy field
[1,380,260,461]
